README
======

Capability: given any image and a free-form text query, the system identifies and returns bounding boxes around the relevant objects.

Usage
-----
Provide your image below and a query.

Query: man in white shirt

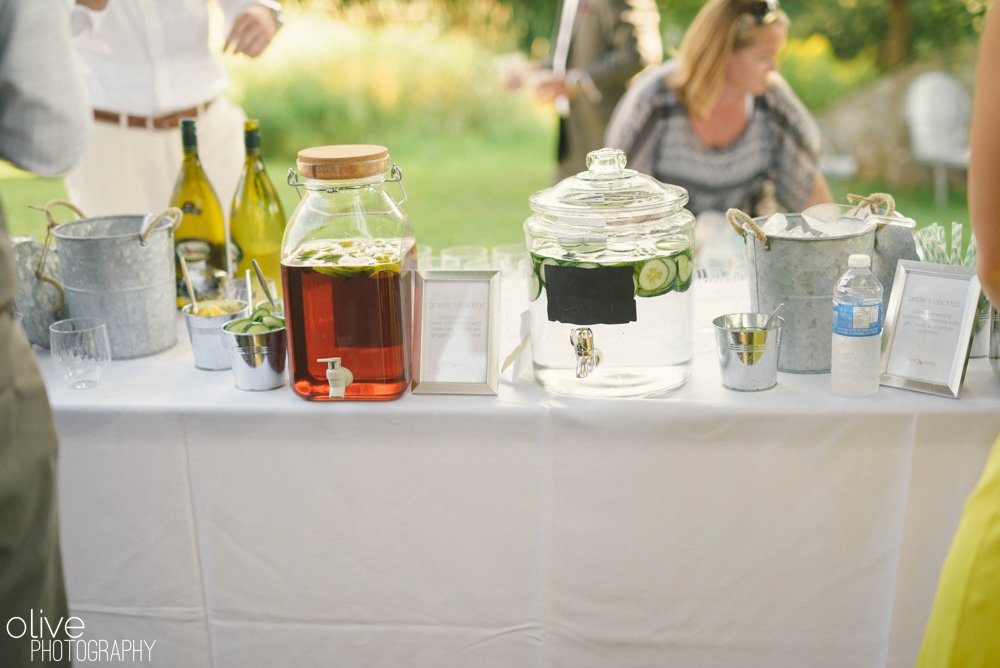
[64,0,282,219]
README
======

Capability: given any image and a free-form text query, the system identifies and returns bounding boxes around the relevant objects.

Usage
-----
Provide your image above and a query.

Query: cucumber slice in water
[528,272,542,301]
[314,266,360,278]
[676,253,692,283]
[676,253,693,291]
[637,257,676,294]
[224,318,253,333]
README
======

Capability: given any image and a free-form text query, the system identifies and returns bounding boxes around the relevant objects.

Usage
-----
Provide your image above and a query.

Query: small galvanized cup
[713,313,784,391]
[182,302,248,370]
[223,327,287,391]
[970,307,991,359]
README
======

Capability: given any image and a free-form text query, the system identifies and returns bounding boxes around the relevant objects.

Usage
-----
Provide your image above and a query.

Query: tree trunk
[879,0,913,68]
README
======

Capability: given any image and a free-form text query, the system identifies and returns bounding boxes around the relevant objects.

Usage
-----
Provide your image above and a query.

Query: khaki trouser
[63,96,245,221]
[0,218,70,667]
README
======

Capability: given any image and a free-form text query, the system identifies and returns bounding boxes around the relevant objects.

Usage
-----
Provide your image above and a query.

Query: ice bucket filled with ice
[523,148,695,398]
[728,208,878,373]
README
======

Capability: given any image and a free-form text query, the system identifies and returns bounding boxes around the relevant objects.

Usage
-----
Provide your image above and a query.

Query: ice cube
[801,204,877,239]
[760,212,822,238]
[759,212,789,236]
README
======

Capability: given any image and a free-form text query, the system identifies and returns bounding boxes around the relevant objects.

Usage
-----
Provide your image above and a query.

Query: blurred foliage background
[0,0,987,252]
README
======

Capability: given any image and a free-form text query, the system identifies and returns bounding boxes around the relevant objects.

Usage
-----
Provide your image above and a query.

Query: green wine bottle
[230,119,286,295]
[170,118,226,306]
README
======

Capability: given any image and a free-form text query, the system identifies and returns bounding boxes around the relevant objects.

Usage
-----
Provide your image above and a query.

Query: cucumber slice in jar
[313,266,359,278]
[675,253,693,291]
[540,258,559,279]
[528,271,542,301]
[636,257,676,296]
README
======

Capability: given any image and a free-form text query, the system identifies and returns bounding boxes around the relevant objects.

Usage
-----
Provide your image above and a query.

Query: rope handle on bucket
[25,199,87,313]
[139,207,183,245]
[726,208,769,249]
[847,193,896,227]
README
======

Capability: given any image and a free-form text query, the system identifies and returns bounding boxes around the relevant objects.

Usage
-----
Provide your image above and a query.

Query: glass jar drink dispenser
[282,145,415,401]
[524,148,696,398]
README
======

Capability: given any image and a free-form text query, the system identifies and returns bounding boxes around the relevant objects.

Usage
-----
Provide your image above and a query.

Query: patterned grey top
[605,60,822,216]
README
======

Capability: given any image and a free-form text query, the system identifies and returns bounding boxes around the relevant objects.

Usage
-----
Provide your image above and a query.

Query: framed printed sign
[412,270,500,395]
[880,260,982,398]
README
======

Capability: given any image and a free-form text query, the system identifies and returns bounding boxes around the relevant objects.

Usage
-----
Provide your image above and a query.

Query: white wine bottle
[170,118,226,306]
[230,119,286,294]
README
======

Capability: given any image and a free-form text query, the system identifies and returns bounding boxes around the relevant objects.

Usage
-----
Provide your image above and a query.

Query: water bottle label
[833,302,882,337]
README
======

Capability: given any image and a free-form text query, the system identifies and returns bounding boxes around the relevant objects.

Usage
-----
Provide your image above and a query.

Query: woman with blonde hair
[606,0,832,218]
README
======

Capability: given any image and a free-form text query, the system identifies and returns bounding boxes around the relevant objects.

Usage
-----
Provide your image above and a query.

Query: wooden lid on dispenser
[296,145,389,180]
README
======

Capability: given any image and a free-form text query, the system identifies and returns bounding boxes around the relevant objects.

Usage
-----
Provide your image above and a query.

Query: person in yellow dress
[917,3,1000,665]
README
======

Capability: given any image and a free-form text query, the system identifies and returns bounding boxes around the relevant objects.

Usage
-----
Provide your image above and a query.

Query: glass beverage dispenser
[524,148,696,397]
[282,145,415,401]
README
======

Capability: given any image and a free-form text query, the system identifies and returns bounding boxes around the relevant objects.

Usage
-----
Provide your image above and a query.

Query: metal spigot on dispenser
[570,327,601,378]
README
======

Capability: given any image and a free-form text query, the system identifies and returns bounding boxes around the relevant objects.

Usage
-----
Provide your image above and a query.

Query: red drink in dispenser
[282,146,415,401]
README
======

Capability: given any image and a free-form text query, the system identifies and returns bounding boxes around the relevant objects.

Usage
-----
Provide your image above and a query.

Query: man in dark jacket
[510,0,662,180]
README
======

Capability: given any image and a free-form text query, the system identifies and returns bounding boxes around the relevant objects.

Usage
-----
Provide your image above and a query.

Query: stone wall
[817,48,976,187]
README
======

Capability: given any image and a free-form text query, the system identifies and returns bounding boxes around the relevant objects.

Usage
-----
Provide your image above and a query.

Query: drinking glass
[491,242,529,274]
[417,255,448,270]
[49,318,112,389]
[440,245,488,269]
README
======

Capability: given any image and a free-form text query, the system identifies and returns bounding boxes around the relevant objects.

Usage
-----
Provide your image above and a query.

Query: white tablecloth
[37,277,1000,667]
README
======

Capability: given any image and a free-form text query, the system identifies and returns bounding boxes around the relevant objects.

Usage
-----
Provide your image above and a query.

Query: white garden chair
[903,70,971,208]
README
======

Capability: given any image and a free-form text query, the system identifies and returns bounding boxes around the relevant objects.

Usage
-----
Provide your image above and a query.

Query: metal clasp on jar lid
[286,163,406,206]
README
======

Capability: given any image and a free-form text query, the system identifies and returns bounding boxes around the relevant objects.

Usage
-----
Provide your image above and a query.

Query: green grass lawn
[0,129,556,253]
[1,129,971,255]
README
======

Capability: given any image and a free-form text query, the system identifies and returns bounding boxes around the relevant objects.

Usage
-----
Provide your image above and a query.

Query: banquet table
[35,276,1000,668]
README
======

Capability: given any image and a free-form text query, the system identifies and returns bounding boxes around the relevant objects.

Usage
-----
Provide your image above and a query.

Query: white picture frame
[880,260,982,398]
[412,270,500,395]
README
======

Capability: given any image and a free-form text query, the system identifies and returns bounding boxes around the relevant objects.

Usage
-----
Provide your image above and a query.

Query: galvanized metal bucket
[713,312,784,391]
[223,327,287,391]
[11,234,67,348]
[728,209,874,373]
[52,205,182,359]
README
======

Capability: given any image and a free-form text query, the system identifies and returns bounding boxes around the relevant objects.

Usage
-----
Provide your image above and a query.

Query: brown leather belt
[93,100,214,130]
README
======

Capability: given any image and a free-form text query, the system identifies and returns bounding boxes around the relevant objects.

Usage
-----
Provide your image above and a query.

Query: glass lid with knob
[528,147,690,222]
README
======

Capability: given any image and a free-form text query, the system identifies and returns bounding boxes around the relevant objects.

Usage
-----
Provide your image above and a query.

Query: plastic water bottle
[831,253,883,396]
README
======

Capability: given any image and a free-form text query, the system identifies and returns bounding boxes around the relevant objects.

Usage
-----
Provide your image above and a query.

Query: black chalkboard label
[544,264,637,325]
